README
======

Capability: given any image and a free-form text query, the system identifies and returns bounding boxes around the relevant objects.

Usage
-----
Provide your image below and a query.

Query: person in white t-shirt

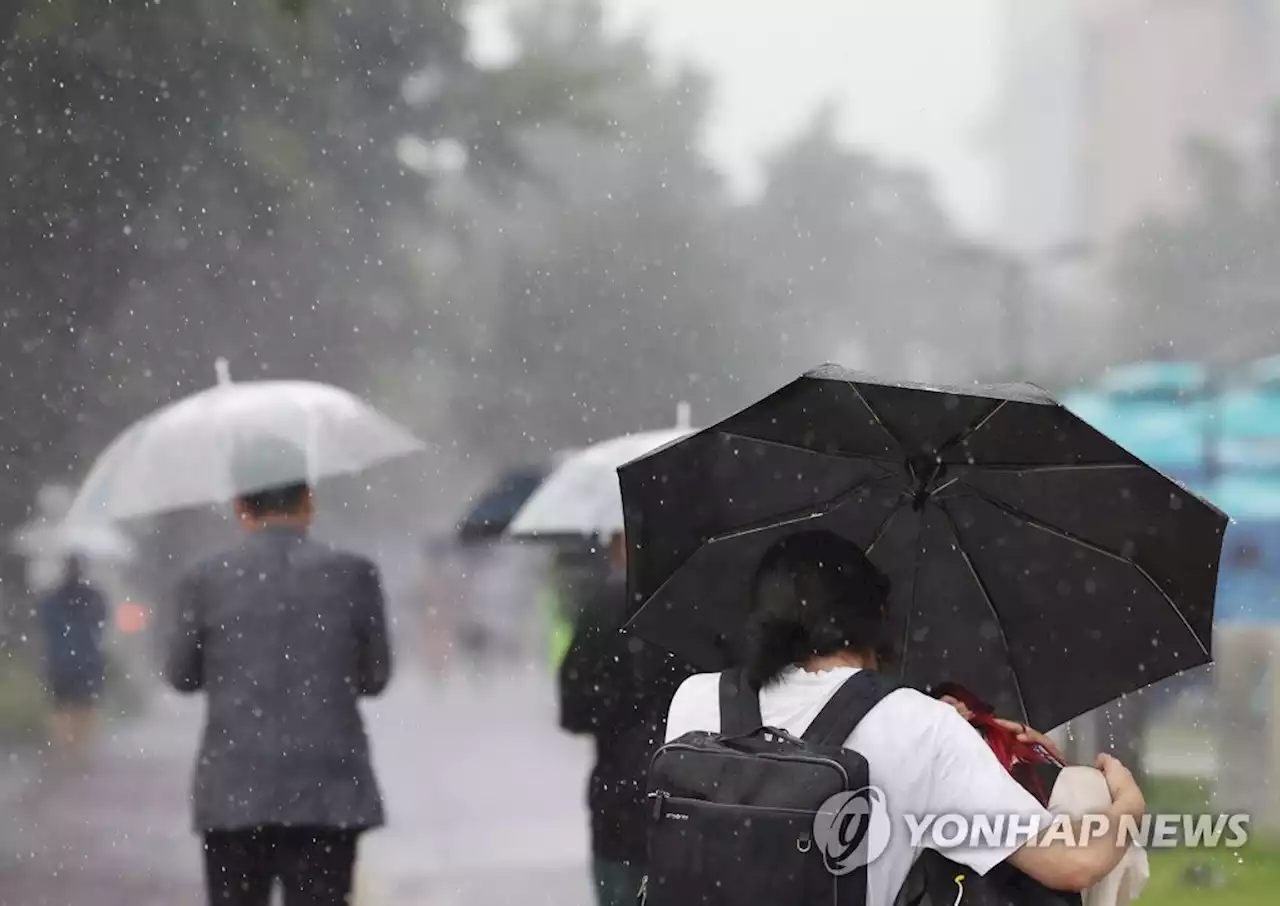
[663,529,1146,906]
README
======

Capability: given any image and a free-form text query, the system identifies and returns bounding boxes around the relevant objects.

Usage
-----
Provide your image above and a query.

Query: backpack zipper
[649,794,824,817]
[651,741,852,789]
[648,790,668,820]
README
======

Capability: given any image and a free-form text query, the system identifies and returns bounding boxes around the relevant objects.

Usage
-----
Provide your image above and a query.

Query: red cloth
[934,682,1065,803]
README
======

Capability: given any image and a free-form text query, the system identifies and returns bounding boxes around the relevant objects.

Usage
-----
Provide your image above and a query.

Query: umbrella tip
[214,357,232,386]
[676,401,691,429]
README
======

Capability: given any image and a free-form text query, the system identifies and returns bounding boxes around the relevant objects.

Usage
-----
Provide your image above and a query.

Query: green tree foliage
[0,0,587,530]
[433,3,755,453]
[738,103,1003,383]
[1,0,1001,537]
[391,0,1003,466]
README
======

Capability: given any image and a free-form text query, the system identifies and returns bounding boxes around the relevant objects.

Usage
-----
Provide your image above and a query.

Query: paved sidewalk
[0,665,596,906]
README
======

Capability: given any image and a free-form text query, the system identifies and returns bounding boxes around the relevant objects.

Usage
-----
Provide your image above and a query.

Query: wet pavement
[0,653,1218,905]
[0,662,596,905]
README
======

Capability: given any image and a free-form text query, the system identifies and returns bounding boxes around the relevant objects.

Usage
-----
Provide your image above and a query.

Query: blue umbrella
[455,464,555,543]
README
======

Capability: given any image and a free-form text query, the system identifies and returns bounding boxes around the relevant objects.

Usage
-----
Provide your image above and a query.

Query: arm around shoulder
[1006,755,1146,893]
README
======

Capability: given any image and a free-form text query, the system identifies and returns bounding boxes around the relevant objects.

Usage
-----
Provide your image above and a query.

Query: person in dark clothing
[558,531,693,906]
[39,554,108,756]
[166,436,393,906]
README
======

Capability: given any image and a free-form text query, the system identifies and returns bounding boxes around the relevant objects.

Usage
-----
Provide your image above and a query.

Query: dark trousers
[202,826,360,906]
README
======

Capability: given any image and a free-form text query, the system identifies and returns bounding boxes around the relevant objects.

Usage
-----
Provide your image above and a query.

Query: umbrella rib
[627,476,901,642]
[705,472,898,545]
[844,381,907,456]
[863,505,904,556]
[952,462,1142,476]
[935,501,1032,725]
[937,400,1008,457]
[957,482,1210,658]
[717,431,902,467]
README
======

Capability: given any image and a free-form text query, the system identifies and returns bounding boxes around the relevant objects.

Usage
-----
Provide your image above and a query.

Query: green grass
[1143,775,1214,815]
[1145,722,1214,757]
[0,649,48,744]
[1139,841,1280,905]
[1130,771,1280,904]
[0,645,146,746]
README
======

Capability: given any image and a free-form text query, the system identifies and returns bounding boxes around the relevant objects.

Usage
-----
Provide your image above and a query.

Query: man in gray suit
[166,437,392,906]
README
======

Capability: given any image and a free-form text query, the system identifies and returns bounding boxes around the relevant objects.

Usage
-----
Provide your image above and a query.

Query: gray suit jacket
[166,526,392,832]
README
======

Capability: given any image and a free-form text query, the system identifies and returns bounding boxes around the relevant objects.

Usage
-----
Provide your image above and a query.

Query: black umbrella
[619,365,1228,730]
[455,464,553,543]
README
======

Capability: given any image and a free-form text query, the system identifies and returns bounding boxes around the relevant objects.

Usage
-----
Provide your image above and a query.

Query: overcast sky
[470,0,1003,236]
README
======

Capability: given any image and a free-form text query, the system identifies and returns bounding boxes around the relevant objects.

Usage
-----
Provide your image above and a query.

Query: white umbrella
[11,519,136,562]
[66,358,427,524]
[508,420,697,540]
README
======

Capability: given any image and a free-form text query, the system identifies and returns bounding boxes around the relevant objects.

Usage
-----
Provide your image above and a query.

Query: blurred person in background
[39,553,108,757]
[165,437,392,906]
[558,531,694,906]
[451,539,501,677]
[454,536,542,678]
[542,542,610,674]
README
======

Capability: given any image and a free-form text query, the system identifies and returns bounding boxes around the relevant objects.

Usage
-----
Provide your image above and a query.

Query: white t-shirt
[664,665,1054,906]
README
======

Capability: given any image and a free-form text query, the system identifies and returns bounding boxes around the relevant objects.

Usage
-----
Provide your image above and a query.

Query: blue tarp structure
[1063,358,1280,624]
[1062,360,1214,487]
[1200,474,1280,624]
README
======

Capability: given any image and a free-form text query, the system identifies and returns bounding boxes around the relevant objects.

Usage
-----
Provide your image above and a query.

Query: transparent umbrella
[11,519,136,562]
[508,405,696,541]
[66,358,427,524]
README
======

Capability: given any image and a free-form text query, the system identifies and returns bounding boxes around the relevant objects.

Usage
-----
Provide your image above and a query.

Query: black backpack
[640,667,898,906]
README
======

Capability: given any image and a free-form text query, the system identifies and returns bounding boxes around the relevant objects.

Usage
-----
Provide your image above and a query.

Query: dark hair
[237,483,310,517]
[230,435,311,517]
[743,530,891,688]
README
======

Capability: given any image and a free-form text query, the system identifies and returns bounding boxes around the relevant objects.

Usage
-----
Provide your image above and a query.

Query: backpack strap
[802,670,899,747]
[718,667,764,736]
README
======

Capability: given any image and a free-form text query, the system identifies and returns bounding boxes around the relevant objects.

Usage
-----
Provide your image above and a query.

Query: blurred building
[992,0,1082,258]
[993,0,1280,359]
[1074,0,1274,251]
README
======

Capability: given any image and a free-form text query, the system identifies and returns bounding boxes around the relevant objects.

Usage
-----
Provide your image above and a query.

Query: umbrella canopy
[619,365,1228,730]
[11,519,136,562]
[507,428,695,540]
[455,463,555,543]
[66,359,426,524]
